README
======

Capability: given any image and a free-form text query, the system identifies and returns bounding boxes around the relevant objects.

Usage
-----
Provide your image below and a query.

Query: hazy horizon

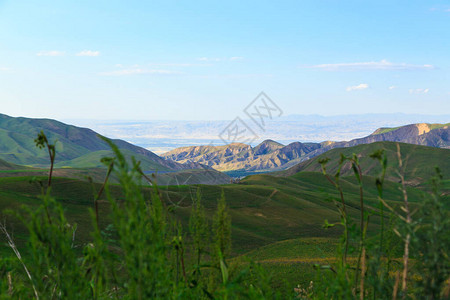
[58,112,450,154]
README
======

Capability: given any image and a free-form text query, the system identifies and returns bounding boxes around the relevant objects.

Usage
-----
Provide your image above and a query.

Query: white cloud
[230,56,244,61]
[346,83,369,92]
[36,50,65,57]
[409,88,429,94]
[308,60,435,71]
[100,69,183,76]
[76,50,100,57]
[388,86,397,90]
[0,67,9,71]
[430,6,450,12]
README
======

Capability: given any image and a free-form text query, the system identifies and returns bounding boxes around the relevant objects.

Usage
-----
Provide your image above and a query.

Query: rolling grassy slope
[0,157,30,170]
[53,149,169,170]
[0,139,447,295]
[1,141,447,256]
[153,169,231,185]
[0,149,231,186]
[0,176,121,256]
[0,168,431,256]
[234,237,340,288]
[0,113,195,171]
[279,141,450,186]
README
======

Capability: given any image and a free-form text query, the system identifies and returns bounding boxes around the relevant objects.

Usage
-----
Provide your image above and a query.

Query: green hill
[54,149,168,170]
[1,141,447,295]
[372,122,450,135]
[1,140,447,255]
[234,237,340,288]
[1,166,431,256]
[278,141,450,186]
[0,157,29,170]
[0,113,195,172]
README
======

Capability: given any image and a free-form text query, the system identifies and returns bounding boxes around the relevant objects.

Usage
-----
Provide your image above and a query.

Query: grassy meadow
[0,139,448,298]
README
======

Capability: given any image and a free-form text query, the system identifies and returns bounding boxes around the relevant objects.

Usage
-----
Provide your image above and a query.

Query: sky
[0,0,449,121]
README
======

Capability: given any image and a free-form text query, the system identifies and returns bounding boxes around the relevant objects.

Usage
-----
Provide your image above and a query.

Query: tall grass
[304,145,450,299]
[0,133,280,299]
[0,132,448,299]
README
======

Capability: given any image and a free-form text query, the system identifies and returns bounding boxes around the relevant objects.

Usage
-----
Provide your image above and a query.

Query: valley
[3,1,450,297]
[0,114,448,297]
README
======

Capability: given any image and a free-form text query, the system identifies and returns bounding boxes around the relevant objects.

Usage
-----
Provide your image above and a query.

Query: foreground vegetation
[0,133,449,298]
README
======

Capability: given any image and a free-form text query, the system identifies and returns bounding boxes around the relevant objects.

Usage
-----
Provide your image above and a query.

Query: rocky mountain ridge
[162,123,450,172]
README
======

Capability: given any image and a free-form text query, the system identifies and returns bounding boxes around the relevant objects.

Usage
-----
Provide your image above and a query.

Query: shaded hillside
[279,141,450,186]
[0,158,30,170]
[0,114,205,172]
[0,166,231,186]
[0,169,427,255]
[151,169,231,185]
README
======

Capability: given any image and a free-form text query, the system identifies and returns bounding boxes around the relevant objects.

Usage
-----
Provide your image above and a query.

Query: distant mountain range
[0,113,208,172]
[162,123,450,172]
[1,113,448,183]
[0,114,233,185]
[66,113,450,154]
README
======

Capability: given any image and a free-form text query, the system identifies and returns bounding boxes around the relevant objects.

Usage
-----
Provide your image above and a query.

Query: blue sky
[0,0,449,120]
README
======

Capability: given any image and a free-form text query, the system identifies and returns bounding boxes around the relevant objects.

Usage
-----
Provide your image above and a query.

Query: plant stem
[47,145,54,188]
[1,224,39,300]
[323,172,348,265]
[396,143,411,297]
[180,245,187,284]
[95,162,114,228]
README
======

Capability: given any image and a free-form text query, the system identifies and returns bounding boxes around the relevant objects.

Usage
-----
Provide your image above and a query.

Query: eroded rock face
[162,123,450,172]
[162,139,323,171]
